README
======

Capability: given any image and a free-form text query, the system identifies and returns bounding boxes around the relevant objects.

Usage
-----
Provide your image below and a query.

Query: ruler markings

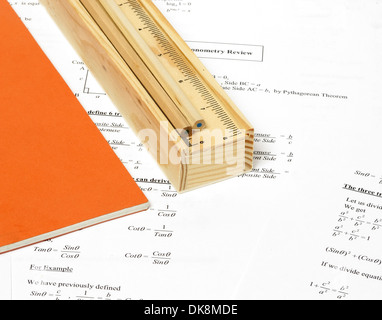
[117,0,240,137]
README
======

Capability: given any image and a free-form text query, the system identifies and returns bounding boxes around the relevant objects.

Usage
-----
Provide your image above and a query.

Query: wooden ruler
[41,0,254,191]
[81,0,247,140]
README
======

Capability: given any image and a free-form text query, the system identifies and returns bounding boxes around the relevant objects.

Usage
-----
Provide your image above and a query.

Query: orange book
[0,0,149,254]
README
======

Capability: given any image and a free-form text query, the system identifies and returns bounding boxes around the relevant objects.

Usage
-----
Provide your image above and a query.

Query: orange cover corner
[0,0,149,253]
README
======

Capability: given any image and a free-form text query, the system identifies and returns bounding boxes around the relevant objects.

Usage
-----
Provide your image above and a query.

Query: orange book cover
[0,0,149,254]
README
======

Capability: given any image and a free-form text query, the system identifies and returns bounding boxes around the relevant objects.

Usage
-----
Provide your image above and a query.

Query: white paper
[0,254,12,300]
[2,0,382,300]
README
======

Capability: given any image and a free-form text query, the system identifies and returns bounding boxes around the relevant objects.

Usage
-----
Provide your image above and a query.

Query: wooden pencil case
[40,0,254,192]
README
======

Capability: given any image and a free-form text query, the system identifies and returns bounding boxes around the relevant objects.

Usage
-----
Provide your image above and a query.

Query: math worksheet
[1,0,382,300]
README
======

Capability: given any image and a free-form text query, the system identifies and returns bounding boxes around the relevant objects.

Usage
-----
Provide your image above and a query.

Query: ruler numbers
[117,0,240,138]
